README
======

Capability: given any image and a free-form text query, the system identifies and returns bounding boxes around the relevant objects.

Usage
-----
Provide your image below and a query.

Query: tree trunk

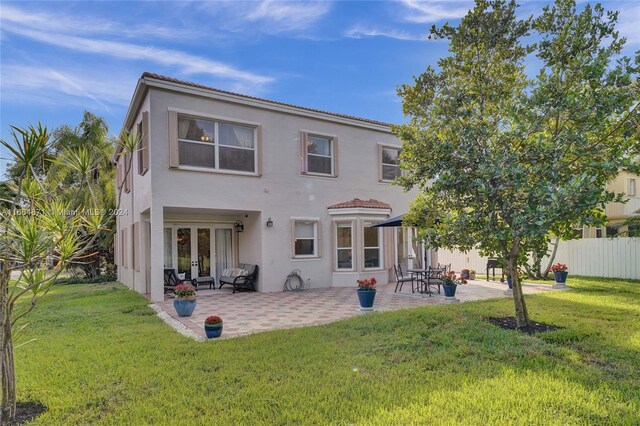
[542,238,560,279]
[1,293,16,425]
[508,249,530,328]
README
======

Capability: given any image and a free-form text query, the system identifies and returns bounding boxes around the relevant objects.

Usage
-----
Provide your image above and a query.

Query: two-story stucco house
[115,73,421,302]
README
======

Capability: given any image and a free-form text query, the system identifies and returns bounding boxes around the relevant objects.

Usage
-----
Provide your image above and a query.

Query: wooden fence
[437,237,640,280]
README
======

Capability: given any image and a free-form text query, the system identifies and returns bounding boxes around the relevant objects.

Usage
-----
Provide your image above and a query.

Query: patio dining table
[407,267,446,295]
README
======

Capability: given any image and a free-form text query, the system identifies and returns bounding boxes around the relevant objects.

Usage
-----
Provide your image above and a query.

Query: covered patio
[153,280,559,340]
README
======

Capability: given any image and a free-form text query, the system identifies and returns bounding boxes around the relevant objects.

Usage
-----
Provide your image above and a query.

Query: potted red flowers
[173,283,197,317]
[204,316,223,338]
[356,277,377,310]
[551,263,569,287]
[441,271,467,298]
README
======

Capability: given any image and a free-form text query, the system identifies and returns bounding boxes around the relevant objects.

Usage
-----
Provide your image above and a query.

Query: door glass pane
[215,229,233,283]
[164,228,173,268]
[177,228,192,280]
[197,228,211,277]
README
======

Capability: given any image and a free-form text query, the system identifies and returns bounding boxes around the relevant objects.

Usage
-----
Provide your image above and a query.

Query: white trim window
[363,221,382,269]
[177,115,257,173]
[379,145,401,182]
[335,221,354,270]
[292,219,320,258]
[628,178,637,197]
[301,132,337,177]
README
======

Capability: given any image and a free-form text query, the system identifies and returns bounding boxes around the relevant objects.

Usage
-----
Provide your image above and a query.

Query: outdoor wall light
[234,220,244,233]
[266,217,273,228]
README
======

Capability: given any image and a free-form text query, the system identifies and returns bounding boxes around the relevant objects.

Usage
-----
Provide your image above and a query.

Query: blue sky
[1,0,638,175]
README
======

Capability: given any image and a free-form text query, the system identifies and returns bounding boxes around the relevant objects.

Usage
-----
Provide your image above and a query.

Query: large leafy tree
[396,0,639,327]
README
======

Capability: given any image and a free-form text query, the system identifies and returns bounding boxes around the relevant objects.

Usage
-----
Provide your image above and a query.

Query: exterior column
[150,204,165,302]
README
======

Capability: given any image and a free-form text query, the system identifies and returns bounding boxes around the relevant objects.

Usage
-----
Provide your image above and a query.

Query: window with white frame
[293,220,319,258]
[363,221,382,269]
[177,115,257,173]
[302,133,335,176]
[335,222,353,270]
[628,178,637,197]
[380,146,401,181]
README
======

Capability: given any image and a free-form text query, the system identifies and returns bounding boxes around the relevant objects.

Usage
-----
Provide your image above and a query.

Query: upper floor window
[175,114,257,174]
[301,132,337,177]
[379,145,401,182]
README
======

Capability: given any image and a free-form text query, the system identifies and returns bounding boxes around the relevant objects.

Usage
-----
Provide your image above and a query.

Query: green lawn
[13,277,640,425]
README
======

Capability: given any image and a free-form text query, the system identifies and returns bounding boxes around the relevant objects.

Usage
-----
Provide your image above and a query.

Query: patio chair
[424,266,444,295]
[164,268,193,294]
[219,263,259,293]
[393,264,415,293]
[437,263,452,273]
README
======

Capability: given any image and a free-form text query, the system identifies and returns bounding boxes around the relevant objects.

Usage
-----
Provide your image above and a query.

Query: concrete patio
[153,279,561,340]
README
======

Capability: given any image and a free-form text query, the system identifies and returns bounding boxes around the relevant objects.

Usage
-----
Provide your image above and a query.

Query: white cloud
[0,64,134,110]
[5,26,273,87]
[399,0,472,23]
[345,25,429,41]
[0,4,197,40]
[198,0,332,34]
[616,2,640,46]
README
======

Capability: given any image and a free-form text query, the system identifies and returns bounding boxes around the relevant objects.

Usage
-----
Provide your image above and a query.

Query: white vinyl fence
[437,237,640,280]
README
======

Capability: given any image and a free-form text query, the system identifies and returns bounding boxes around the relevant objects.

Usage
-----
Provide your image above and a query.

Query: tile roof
[141,72,392,127]
[327,198,391,210]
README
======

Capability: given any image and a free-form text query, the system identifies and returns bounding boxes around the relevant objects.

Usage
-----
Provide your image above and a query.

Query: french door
[166,224,234,282]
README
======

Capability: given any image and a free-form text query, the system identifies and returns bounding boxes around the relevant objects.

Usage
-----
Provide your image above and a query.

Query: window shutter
[256,124,263,176]
[124,153,131,193]
[331,137,338,177]
[168,110,179,168]
[140,111,149,174]
[316,221,322,258]
[377,145,383,181]
[114,231,119,266]
[300,131,308,173]
[133,223,140,271]
[290,219,296,258]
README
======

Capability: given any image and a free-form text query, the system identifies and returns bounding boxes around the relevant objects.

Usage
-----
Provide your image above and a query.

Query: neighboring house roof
[328,198,392,210]
[140,72,393,128]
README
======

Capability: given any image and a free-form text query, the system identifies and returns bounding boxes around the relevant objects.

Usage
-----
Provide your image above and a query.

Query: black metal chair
[164,268,193,294]
[393,264,415,293]
[437,263,452,273]
[424,266,444,295]
[219,264,259,293]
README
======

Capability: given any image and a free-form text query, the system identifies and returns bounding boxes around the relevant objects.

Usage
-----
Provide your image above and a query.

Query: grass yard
[12,277,640,425]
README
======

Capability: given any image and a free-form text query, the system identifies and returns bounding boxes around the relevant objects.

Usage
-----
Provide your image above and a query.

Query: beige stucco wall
[117,83,417,301]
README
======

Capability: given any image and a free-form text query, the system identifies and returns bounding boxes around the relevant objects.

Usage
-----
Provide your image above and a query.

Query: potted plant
[551,263,568,284]
[356,277,377,310]
[204,315,223,338]
[173,283,197,317]
[469,269,476,280]
[441,271,467,298]
[460,269,470,279]
[506,268,524,289]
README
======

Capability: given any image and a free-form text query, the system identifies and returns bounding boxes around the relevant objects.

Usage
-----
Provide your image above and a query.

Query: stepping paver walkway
[154,280,559,339]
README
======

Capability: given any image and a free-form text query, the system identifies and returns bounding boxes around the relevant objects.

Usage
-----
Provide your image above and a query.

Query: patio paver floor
[154,280,560,339]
